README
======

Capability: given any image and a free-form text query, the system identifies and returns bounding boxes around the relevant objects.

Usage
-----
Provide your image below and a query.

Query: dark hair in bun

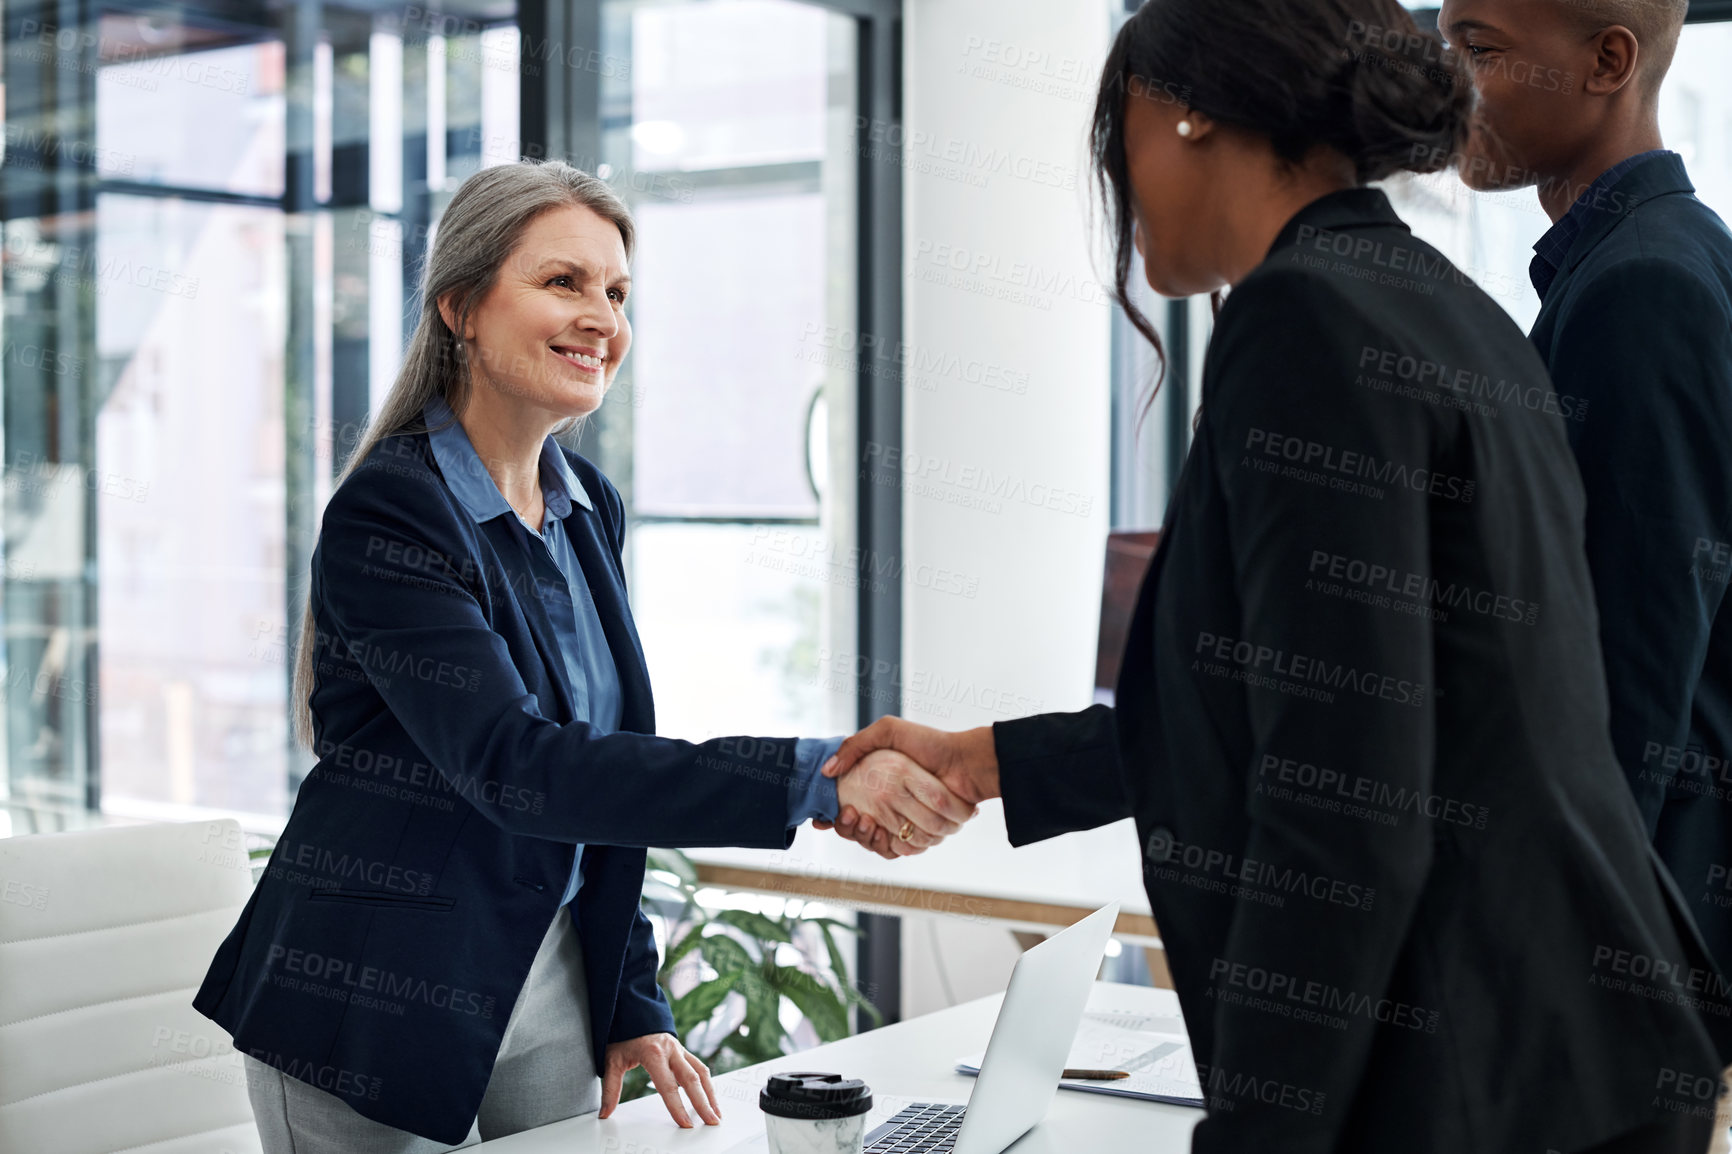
[1093,0,1474,373]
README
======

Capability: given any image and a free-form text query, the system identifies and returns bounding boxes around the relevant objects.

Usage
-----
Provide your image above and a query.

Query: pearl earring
[1177,120,1194,138]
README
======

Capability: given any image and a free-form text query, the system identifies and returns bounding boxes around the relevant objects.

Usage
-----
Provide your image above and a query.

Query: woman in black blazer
[821,1,1731,1150]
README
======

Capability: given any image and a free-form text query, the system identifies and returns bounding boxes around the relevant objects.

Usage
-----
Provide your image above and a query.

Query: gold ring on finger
[897,819,915,842]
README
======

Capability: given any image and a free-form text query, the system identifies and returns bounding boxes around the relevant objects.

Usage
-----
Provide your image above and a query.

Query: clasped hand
[816,717,1002,860]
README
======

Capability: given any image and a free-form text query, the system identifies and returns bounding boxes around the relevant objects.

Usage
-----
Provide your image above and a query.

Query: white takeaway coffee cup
[759,1071,874,1154]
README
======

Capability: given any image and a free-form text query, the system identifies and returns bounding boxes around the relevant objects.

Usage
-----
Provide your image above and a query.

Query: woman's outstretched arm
[311,446,969,850]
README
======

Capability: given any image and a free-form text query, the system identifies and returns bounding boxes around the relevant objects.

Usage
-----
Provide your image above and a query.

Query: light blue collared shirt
[423,397,840,908]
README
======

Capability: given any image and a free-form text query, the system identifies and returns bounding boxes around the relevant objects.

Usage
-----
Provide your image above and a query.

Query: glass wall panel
[631,192,827,518]
[629,0,830,172]
[94,37,285,196]
[0,0,520,829]
[1665,24,1732,223]
[591,0,859,743]
[94,194,287,818]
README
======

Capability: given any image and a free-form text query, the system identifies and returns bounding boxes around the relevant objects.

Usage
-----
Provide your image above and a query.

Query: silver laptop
[864,902,1121,1154]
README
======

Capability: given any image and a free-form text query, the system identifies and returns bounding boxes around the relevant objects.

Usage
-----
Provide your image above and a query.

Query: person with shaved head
[1440,0,1732,1148]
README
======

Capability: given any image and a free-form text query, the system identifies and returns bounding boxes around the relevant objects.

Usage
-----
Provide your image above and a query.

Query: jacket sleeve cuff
[607,991,676,1044]
[788,736,844,826]
[993,707,1126,847]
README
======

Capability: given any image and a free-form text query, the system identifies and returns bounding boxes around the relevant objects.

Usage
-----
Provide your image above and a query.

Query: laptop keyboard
[865,1103,967,1153]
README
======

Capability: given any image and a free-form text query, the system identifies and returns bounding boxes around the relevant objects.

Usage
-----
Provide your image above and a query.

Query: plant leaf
[731,1030,784,1065]
[847,986,886,1028]
[658,922,707,982]
[706,1044,754,1077]
[729,1013,786,1065]
[645,848,699,887]
[817,923,850,991]
[641,878,690,905]
[715,908,793,944]
[671,974,738,1036]
[700,932,756,977]
[813,921,883,1026]
[639,856,881,1062]
[737,964,790,1056]
[805,917,863,935]
[773,965,850,1043]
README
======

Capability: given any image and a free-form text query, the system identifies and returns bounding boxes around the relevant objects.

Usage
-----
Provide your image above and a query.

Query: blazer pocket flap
[307,887,455,912]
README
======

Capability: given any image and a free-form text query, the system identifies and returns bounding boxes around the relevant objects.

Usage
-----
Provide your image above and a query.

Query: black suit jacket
[994,189,1727,1154]
[1530,153,1732,973]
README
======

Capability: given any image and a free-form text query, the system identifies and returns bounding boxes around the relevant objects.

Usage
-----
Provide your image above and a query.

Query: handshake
[815,717,1004,860]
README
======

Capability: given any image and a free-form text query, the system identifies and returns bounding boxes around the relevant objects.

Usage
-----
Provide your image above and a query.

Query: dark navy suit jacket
[1530,153,1732,970]
[193,428,816,1143]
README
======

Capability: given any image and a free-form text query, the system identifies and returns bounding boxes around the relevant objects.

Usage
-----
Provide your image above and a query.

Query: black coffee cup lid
[760,1071,874,1120]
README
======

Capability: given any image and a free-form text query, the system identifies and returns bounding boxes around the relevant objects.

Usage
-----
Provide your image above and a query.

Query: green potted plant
[624,848,881,1101]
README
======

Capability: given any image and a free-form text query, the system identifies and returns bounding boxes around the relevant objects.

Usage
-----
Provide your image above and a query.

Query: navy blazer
[1530,154,1732,970]
[194,428,814,1143]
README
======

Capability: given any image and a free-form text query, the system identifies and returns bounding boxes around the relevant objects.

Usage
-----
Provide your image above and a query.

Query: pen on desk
[1061,1069,1130,1081]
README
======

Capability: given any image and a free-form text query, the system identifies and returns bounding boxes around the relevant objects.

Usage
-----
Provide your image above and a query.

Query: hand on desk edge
[601,1032,721,1128]
[816,718,1001,860]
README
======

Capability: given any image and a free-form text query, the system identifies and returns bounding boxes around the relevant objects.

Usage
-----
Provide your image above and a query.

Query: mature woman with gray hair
[192,159,973,1153]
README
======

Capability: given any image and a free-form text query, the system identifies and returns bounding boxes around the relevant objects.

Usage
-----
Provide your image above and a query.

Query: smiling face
[1439,0,1603,190]
[444,202,632,423]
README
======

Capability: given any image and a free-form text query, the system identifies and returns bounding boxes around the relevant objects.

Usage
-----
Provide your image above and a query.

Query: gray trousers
[243,906,601,1154]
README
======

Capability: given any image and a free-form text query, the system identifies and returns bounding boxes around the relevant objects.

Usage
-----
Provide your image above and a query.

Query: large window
[580,0,862,744]
[0,0,525,832]
[0,0,885,835]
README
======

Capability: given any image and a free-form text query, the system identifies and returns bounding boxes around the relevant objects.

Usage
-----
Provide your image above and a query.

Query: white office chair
[0,819,263,1154]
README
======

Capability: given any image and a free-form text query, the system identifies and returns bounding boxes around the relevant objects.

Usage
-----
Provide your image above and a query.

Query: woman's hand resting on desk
[819,719,1001,859]
[601,1032,721,1128]
[831,748,980,859]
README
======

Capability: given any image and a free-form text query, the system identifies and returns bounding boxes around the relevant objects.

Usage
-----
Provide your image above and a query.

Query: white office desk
[470,982,1201,1153]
